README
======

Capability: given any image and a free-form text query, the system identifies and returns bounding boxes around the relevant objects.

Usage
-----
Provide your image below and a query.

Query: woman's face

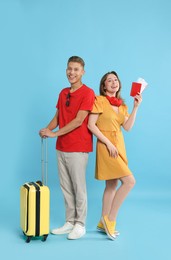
[104,74,120,96]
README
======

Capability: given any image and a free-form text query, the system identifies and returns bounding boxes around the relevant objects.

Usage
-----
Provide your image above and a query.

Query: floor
[1,188,171,260]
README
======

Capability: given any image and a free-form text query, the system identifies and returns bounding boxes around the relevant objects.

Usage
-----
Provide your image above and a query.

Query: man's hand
[39,128,57,138]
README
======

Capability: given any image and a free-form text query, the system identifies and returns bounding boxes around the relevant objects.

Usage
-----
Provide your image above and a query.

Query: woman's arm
[122,93,142,131]
[88,114,118,158]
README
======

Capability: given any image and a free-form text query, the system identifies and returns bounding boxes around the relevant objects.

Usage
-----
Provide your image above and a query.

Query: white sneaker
[67,223,86,240]
[51,222,74,235]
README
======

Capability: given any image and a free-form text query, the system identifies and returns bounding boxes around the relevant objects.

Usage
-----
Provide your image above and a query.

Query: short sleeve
[56,91,62,109]
[79,88,95,111]
[121,105,130,118]
[91,96,103,114]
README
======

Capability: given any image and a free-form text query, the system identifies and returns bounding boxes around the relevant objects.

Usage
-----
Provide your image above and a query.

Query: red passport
[130,82,142,97]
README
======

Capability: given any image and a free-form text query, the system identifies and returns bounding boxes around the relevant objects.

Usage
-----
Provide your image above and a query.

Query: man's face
[66,62,85,85]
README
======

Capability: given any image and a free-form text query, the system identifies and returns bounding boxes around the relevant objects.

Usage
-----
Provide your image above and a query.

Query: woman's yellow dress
[91,96,132,180]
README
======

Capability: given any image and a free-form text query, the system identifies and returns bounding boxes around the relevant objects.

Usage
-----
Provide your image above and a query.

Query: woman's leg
[108,175,136,221]
[102,179,118,216]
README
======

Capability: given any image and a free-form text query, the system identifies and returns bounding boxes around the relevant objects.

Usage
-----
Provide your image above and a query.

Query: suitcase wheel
[42,234,48,242]
[26,236,32,243]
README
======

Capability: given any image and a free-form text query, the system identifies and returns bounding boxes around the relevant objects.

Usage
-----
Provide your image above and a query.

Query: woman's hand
[106,141,118,158]
[39,128,57,138]
[134,93,142,107]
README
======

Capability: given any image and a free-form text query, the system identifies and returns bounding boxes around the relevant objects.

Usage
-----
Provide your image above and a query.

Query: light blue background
[0,0,171,259]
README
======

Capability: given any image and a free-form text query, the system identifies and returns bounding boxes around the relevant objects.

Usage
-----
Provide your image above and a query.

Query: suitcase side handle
[23,184,30,233]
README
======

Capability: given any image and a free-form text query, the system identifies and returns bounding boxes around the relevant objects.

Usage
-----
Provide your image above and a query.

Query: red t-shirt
[56,84,95,152]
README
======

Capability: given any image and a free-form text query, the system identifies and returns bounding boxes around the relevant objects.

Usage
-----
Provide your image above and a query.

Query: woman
[88,71,142,240]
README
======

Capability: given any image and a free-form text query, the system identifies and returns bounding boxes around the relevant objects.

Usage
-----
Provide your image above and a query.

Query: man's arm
[47,110,59,130]
[39,110,58,137]
[40,110,89,138]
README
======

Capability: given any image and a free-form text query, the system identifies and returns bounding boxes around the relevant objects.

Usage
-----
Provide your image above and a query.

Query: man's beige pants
[57,151,88,226]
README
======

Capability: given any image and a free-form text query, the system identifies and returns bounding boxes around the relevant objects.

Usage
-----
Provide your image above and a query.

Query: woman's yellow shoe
[97,220,120,236]
[102,216,117,240]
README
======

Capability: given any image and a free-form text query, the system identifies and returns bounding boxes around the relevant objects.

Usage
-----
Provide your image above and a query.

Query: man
[39,56,95,239]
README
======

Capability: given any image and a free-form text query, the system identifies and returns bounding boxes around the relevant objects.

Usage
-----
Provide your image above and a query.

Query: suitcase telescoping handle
[41,137,48,185]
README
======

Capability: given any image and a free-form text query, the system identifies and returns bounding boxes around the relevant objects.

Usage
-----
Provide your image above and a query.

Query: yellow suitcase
[20,139,50,243]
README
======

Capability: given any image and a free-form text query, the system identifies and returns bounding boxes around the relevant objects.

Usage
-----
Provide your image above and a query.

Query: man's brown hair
[67,56,85,68]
